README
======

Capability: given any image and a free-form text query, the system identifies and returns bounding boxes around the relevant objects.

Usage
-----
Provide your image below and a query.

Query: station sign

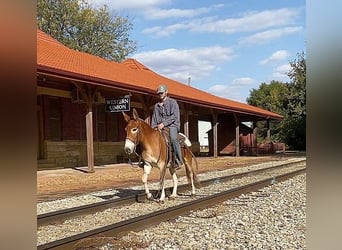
[105,96,130,112]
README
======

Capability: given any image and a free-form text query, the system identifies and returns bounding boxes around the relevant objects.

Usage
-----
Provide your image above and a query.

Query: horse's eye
[132,128,138,133]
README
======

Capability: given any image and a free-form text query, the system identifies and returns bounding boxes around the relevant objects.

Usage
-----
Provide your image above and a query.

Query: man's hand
[157,123,165,130]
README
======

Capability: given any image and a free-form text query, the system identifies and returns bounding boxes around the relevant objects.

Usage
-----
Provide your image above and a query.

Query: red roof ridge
[37,29,64,46]
[122,58,152,71]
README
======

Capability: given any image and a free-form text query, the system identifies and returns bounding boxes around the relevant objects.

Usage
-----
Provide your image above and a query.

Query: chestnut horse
[123,108,200,202]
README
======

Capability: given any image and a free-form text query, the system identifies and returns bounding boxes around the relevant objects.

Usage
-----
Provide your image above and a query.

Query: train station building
[37,29,283,172]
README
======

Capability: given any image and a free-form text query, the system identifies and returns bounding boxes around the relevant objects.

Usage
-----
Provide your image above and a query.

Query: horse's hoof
[153,198,164,204]
[168,195,177,200]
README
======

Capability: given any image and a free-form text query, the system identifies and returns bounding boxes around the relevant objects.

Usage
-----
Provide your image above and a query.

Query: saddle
[161,128,191,147]
[160,128,192,167]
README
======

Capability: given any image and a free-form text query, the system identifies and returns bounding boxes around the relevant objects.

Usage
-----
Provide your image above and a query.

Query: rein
[127,144,144,168]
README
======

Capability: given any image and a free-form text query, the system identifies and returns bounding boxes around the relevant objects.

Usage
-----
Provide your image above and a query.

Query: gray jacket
[151,97,180,131]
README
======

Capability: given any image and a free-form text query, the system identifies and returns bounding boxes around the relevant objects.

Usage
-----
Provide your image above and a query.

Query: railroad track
[38,159,305,226]
[38,160,305,249]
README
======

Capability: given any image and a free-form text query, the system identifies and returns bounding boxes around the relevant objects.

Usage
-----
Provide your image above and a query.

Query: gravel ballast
[37,158,306,249]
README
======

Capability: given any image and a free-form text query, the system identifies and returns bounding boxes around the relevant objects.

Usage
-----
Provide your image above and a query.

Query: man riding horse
[151,84,185,170]
[123,107,200,201]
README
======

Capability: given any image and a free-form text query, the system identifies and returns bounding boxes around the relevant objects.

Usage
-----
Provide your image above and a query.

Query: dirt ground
[37,155,292,201]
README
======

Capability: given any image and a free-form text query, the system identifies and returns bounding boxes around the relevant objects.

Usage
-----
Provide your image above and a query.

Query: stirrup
[174,161,184,170]
[173,165,180,170]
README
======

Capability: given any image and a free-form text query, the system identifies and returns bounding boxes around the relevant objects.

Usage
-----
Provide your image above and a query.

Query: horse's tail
[159,161,167,189]
[185,147,201,189]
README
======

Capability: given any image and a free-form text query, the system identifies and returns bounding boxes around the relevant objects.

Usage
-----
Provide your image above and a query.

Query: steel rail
[38,159,305,226]
[37,167,305,250]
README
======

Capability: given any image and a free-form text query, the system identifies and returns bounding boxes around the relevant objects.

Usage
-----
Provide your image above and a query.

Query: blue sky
[89,0,305,103]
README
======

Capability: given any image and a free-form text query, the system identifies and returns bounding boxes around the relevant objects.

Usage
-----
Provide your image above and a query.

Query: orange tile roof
[37,29,282,120]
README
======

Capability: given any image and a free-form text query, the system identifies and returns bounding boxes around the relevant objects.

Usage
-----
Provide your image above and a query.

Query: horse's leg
[159,176,166,202]
[184,155,196,196]
[142,163,153,200]
[169,168,178,198]
[157,162,168,202]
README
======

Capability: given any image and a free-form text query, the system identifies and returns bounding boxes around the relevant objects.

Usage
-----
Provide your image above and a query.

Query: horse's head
[122,108,141,155]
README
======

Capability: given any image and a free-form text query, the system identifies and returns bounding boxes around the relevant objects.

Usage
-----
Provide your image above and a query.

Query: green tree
[246,52,306,150]
[247,81,289,142]
[247,81,288,114]
[281,52,306,150]
[37,0,137,62]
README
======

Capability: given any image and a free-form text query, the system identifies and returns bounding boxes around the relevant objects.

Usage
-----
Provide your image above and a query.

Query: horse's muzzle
[125,147,132,154]
[124,139,135,155]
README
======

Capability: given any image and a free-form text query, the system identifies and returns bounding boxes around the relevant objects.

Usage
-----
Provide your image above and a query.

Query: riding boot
[174,159,185,170]
[170,127,184,170]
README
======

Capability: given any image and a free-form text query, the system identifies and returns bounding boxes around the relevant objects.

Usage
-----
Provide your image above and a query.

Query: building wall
[39,89,277,170]
[37,92,200,169]
[39,140,127,169]
[61,98,86,140]
[38,93,129,169]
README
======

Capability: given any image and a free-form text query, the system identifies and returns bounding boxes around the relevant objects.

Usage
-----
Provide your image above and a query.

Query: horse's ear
[132,108,140,120]
[122,111,130,123]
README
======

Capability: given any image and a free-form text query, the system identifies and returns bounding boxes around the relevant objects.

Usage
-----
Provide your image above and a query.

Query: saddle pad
[178,132,192,147]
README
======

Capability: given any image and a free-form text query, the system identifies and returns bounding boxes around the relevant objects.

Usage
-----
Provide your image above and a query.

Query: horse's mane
[137,118,156,132]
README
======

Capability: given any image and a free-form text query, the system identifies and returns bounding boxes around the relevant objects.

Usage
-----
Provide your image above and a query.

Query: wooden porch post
[211,109,218,158]
[74,83,97,173]
[86,103,94,173]
[266,119,271,141]
[179,103,189,137]
[234,113,240,157]
[253,120,258,155]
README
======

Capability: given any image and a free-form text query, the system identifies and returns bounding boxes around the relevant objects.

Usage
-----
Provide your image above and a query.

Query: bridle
[125,122,144,168]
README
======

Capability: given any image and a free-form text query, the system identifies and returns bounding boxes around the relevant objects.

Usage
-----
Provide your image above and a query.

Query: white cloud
[208,84,246,103]
[232,77,256,86]
[143,4,224,20]
[239,26,303,45]
[207,77,257,102]
[191,8,301,33]
[143,8,302,37]
[271,63,291,81]
[88,0,169,10]
[89,1,224,19]
[208,84,228,93]
[132,46,235,83]
[259,50,290,65]
[143,23,187,37]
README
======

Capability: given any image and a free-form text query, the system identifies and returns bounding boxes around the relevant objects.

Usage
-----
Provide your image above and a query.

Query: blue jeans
[169,126,183,165]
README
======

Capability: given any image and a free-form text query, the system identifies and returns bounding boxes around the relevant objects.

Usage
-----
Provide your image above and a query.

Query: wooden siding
[38,141,126,169]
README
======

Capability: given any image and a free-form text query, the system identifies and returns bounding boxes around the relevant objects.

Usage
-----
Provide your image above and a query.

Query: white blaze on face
[124,139,135,154]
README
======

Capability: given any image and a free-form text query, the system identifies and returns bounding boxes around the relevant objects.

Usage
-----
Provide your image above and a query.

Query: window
[48,97,61,140]
[95,104,118,141]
